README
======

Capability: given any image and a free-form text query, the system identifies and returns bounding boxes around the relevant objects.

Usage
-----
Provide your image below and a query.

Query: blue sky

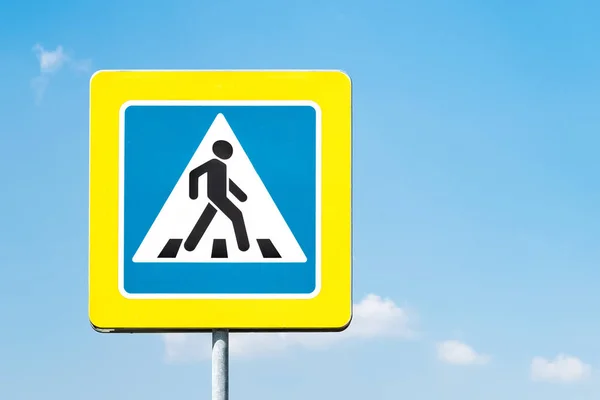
[2,0,600,399]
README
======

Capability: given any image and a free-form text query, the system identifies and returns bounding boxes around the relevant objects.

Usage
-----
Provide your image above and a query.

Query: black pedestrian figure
[184,140,250,252]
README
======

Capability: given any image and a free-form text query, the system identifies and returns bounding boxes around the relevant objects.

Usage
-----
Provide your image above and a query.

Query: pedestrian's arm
[189,162,209,199]
[229,179,247,202]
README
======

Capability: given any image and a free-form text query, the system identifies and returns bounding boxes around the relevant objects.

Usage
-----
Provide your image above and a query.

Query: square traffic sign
[89,70,352,332]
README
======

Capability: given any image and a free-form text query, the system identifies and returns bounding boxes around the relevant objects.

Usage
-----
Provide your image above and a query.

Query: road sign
[89,70,352,332]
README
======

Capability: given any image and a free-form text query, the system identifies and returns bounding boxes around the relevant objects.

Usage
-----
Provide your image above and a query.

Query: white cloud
[531,354,591,383]
[31,44,91,102]
[436,340,490,366]
[34,44,67,73]
[163,294,416,362]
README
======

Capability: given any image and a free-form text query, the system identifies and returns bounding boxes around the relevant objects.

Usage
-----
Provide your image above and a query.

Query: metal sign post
[212,330,229,400]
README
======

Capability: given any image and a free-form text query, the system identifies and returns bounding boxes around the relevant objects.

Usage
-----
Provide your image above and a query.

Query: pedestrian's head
[212,140,233,160]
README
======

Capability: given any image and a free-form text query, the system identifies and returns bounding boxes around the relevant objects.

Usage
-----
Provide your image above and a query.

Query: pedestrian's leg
[184,203,217,251]
[215,199,250,251]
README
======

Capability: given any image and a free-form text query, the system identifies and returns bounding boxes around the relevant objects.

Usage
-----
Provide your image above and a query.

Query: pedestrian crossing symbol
[89,70,351,332]
[133,112,307,264]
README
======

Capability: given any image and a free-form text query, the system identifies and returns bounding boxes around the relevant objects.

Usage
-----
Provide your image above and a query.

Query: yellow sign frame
[89,70,352,332]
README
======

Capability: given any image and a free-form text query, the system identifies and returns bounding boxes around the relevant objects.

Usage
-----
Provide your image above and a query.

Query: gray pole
[212,329,229,400]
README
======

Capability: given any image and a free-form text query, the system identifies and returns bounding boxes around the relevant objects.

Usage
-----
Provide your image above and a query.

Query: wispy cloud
[163,294,417,362]
[31,44,91,103]
[436,340,490,366]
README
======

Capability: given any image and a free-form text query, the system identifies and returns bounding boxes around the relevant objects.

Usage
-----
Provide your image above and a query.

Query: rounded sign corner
[330,69,352,87]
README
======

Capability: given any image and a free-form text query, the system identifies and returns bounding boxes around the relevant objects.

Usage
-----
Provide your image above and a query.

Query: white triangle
[132,113,307,263]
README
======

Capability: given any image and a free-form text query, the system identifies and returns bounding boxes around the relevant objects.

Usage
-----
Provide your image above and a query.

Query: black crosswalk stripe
[158,238,183,258]
[158,237,282,259]
[256,239,281,258]
[211,239,228,258]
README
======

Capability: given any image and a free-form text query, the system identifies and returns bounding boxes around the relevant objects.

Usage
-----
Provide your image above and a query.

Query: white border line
[118,100,322,299]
